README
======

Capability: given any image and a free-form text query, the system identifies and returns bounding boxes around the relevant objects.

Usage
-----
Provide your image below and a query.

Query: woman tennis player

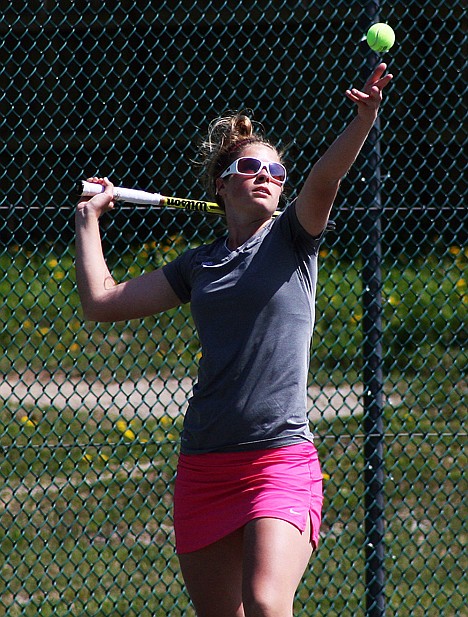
[75,63,392,617]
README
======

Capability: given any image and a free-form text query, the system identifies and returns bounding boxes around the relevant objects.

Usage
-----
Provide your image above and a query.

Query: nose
[256,166,270,181]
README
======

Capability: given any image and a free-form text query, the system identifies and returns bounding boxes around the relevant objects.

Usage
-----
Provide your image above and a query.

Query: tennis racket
[79,180,278,217]
[78,180,335,230]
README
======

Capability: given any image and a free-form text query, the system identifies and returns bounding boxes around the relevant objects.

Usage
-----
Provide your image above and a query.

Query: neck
[225,216,272,250]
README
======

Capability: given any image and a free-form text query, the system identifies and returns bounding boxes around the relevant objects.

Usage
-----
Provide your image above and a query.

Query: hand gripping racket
[78,180,335,230]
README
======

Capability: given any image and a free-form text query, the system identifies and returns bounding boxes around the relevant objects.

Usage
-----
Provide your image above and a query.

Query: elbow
[82,305,114,323]
[79,296,108,322]
[80,297,126,323]
[80,303,99,322]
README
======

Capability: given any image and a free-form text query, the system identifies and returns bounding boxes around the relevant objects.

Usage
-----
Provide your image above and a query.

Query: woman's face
[215,144,285,219]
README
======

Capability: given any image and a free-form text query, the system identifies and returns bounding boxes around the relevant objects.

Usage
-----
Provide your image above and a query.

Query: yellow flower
[116,420,128,433]
[20,415,37,428]
[116,419,136,440]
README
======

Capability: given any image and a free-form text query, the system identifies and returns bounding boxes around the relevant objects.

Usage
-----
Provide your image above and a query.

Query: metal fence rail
[1,2,466,616]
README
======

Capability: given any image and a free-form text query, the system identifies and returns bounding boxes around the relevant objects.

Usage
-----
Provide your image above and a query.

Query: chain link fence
[1,2,466,616]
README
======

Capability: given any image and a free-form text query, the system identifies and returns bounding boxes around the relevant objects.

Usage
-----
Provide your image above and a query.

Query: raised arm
[295,63,393,236]
[75,177,182,322]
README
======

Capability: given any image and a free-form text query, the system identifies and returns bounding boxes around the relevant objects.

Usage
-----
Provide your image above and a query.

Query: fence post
[361,118,386,617]
[359,3,386,615]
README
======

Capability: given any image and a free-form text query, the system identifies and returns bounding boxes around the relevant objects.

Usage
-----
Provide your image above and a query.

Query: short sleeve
[162,249,196,304]
[278,202,325,254]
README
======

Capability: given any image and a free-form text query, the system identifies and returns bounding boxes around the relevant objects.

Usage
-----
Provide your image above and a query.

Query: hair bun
[234,115,253,140]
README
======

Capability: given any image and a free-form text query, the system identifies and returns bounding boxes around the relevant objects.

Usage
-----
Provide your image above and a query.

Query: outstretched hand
[345,63,393,118]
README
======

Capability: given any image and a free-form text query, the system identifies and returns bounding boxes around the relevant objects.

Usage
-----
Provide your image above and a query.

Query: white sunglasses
[219,157,287,185]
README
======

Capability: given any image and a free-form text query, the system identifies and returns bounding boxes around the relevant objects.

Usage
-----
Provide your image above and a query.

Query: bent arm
[296,63,393,236]
[75,180,182,322]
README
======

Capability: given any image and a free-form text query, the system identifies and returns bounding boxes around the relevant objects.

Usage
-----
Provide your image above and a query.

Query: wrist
[356,108,379,125]
[76,203,100,222]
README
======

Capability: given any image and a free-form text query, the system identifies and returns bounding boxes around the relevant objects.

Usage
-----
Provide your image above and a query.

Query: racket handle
[79,181,164,206]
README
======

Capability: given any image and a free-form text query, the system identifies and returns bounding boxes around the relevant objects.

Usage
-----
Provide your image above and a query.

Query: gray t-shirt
[163,203,323,454]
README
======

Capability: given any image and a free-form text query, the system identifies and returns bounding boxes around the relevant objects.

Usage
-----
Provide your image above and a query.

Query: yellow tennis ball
[367,23,395,53]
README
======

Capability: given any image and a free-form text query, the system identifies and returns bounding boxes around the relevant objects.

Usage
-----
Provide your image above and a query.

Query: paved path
[2,372,397,422]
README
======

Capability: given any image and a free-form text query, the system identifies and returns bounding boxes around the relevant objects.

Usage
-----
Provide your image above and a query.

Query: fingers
[345,85,380,101]
[78,176,116,213]
[345,63,393,107]
[86,176,115,193]
[367,62,388,82]
[375,73,393,91]
[345,88,363,103]
[365,63,393,92]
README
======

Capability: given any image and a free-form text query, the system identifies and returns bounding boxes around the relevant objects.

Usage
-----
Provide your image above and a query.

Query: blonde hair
[197,112,282,205]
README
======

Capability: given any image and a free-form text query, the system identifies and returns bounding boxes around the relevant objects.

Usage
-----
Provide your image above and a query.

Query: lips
[252,186,271,196]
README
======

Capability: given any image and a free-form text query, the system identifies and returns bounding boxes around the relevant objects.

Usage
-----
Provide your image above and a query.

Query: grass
[314,422,466,616]
[0,241,466,615]
[0,411,188,616]
[0,241,466,383]
[0,403,465,616]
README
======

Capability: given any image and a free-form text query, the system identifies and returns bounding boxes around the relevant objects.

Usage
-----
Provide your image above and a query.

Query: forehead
[238,143,280,161]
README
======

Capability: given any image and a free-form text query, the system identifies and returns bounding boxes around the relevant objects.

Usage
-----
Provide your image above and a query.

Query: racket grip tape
[79,181,163,205]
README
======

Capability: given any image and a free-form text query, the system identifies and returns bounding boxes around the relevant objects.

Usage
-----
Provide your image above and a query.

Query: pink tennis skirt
[173,441,323,554]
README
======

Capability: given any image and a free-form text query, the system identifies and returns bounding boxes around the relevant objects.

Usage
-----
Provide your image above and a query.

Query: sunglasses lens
[269,163,286,182]
[237,158,262,175]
